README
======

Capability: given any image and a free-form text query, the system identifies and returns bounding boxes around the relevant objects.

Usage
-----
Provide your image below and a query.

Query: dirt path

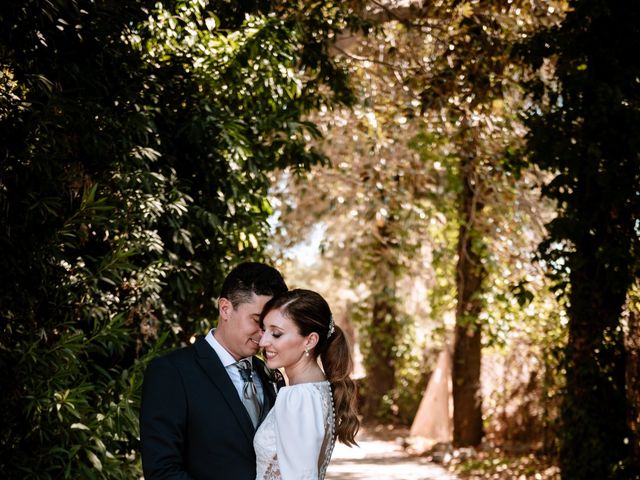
[326,428,458,480]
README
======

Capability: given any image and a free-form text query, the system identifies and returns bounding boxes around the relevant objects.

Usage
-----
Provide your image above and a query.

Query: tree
[270,1,562,434]
[0,0,353,476]
[520,0,640,477]
[406,0,565,446]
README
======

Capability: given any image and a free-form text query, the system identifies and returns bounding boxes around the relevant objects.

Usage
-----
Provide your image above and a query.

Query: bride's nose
[258,334,269,348]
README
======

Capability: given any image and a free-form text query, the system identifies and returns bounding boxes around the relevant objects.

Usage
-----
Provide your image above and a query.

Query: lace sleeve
[274,386,325,480]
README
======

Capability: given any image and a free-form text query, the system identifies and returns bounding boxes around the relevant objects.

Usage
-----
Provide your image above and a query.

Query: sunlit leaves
[268,0,565,430]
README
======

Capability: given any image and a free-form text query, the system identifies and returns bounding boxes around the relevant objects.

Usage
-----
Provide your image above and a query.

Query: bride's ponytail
[321,326,359,446]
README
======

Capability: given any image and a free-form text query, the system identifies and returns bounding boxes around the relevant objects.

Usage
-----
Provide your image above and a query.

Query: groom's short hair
[219,262,287,308]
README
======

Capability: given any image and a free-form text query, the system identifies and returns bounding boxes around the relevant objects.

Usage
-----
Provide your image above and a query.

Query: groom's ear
[218,297,232,321]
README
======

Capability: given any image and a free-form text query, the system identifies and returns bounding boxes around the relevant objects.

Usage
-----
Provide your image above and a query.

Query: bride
[254,289,360,480]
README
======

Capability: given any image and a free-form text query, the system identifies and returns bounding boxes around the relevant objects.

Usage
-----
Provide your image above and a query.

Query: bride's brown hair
[260,289,360,446]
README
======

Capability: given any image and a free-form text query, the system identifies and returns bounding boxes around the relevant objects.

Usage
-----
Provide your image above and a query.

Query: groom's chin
[247,341,261,355]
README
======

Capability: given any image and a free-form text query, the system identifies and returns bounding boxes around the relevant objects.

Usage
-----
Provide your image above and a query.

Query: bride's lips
[264,351,276,359]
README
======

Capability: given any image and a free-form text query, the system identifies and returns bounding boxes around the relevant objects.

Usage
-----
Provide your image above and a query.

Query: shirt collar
[205,329,253,368]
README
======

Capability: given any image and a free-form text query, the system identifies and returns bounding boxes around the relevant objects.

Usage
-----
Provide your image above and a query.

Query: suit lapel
[194,337,255,442]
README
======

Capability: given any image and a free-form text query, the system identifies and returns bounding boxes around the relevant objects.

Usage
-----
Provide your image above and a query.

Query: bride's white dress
[254,381,335,480]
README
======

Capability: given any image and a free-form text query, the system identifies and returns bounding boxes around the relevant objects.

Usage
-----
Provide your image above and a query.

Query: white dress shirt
[205,329,264,403]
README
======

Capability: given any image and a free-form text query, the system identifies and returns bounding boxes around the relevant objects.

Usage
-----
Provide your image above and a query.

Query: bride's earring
[304,347,310,357]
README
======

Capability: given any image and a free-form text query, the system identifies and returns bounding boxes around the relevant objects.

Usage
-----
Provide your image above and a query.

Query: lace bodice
[254,381,335,480]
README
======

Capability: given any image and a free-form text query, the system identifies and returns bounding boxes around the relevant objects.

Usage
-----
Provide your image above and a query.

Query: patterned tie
[235,359,262,428]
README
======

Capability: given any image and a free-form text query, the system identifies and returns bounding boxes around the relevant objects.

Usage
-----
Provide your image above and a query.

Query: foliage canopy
[0,0,353,477]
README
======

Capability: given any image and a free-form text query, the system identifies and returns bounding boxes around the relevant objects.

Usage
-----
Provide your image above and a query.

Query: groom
[140,262,288,479]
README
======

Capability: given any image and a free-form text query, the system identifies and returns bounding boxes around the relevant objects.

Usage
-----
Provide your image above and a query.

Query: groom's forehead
[235,294,272,314]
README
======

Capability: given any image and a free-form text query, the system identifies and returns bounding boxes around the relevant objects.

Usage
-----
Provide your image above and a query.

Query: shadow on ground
[326,426,458,480]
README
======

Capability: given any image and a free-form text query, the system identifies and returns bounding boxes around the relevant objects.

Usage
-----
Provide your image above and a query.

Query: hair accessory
[327,314,335,338]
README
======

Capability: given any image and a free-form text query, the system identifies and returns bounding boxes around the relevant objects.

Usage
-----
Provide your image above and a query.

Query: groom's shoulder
[150,337,203,366]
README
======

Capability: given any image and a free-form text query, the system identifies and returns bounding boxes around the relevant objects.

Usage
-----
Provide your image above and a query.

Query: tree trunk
[626,291,640,472]
[560,232,633,479]
[364,286,397,418]
[362,223,400,419]
[452,154,485,447]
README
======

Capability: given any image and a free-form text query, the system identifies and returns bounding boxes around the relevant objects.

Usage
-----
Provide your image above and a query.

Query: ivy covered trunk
[361,222,400,420]
[452,153,485,447]
[627,291,640,471]
[560,224,632,479]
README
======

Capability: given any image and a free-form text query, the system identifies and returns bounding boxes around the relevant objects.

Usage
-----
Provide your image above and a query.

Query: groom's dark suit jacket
[140,337,280,480]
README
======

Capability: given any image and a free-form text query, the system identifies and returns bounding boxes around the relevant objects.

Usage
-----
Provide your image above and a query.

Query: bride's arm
[274,386,325,480]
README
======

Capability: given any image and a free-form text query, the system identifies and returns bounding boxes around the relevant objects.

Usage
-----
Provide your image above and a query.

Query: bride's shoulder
[273,382,329,435]
[276,381,329,406]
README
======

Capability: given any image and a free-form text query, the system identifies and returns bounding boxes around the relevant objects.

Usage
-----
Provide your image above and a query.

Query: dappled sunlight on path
[326,429,458,480]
